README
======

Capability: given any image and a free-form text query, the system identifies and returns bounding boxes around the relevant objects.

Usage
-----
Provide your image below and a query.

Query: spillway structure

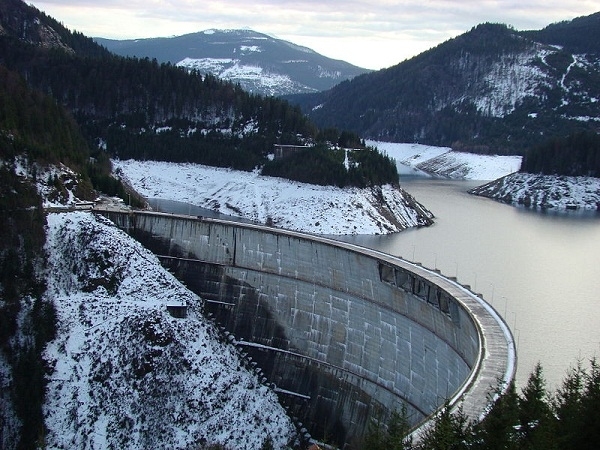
[97,209,516,447]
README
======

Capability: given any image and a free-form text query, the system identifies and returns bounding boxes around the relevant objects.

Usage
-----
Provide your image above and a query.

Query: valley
[1,0,600,448]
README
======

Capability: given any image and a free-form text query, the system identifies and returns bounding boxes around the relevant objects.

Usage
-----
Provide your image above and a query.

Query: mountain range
[96,12,600,157]
[288,15,600,153]
[96,29,369,97]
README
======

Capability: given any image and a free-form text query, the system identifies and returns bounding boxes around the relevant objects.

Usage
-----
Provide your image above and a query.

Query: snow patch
[240,45,261,53]
[112,159,433,235]
[176,57,313,96]
[368,141,522,180]
[472,49,551,117]
[470,173,600,210]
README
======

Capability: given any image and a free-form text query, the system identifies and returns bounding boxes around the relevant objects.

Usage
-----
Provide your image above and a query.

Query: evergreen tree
[385,406,413,450]
[517,363,556,450]
[416,403,472,450]
[552,361,586,450]
[474,381,520,450]
[362,406,412,450]
[363,412,387,450]
[577,358,600,450]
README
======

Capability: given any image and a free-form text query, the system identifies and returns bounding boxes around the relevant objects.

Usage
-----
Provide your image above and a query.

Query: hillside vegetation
[0,66,64,449]
[0,0,398,188]
[289,15,600,159]
[365,360,600,450]
[521,131,600,177]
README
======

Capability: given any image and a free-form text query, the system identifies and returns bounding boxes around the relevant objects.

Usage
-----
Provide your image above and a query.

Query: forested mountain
[0,0,107,57]
[0,0,397,187]
[0,67,297,447]
[522,12,600,54]
[96,29,370,96]
[288,14,600,155]
[0,61,91,448]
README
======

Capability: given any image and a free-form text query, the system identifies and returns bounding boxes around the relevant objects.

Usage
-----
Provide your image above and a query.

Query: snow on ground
[112,160,433,235]
[416,151,523,180]
[176,58,314,96]
[367,140,522,180]
[470,173,600,210]
[369,141,451,167]
[12,156,85,207]
[43,212,297,449]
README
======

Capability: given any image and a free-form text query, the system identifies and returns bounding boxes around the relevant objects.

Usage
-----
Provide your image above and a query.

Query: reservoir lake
[339,178,600,389]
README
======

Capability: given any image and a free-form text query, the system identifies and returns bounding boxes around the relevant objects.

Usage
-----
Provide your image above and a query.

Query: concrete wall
[98,210,514,446]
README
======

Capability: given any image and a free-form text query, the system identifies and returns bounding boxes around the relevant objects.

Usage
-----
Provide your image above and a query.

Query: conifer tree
[474,381,520,450]
[416,402,472,450]
[517,363,556,450]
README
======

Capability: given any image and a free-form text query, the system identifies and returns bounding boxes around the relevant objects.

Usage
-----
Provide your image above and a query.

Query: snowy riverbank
[112,159,434,235]
[469,172,600,211]
[368,141,523,180]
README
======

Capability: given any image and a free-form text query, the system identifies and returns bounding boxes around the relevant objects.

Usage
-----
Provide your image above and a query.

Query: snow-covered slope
[462,45,552,118]
[96,29,369,96]
[469,173,600,211]
[13,157,88,208]
[43,212,297,449]
[177,57,315,97]
[368,141,522,180]
[112,160,434,235]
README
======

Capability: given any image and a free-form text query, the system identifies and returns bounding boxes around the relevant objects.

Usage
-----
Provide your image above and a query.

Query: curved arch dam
[97,209,516,447]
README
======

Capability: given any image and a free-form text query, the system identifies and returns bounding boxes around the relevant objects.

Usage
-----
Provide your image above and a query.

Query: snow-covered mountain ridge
[44,211,297,449]
[112,159,434,235]
[95,29,369,96]
[451,44,599,120]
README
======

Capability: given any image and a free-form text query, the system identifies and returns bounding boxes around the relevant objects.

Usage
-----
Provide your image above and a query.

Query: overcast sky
[30,1,599,70]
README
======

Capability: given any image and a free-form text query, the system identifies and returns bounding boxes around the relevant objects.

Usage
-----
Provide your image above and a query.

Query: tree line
[361,359,600,450]
[262,143,398,188]
[521,130,600,177]
[0,27,400,186]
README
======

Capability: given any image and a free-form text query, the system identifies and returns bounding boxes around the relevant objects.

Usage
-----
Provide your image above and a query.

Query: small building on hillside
[166,303,188,319]
[273,144,312,160]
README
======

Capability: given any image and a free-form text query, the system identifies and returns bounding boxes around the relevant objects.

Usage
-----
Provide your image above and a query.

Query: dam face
[98,210,515,447]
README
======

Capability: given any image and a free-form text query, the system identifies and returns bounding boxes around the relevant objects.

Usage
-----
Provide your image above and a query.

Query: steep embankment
[469,173,600,210]
[112,159,434,234]
[43,212,297,449]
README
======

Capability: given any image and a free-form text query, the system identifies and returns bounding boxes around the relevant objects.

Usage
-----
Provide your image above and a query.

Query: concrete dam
[98,209,516,446]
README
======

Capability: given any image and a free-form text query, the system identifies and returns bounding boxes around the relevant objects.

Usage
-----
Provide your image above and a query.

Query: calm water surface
[150,178,600,389]
[338,178,600,388]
